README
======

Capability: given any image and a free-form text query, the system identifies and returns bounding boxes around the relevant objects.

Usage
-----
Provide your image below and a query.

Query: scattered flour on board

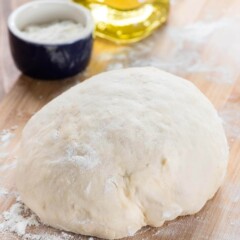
[0,129,15,148]
[0,160,17,172]
[0,198,40,236]
[0,152,9,159]
[0,198,75,240]
[0,126,18,158]
[222,181,240,204]
[219,100,240,140]
[0,187,9,196]
[170,0,178,5]
[0,187,18,198]
[232,194,240,204]
[95,17,240,85]
[23,232,74,240]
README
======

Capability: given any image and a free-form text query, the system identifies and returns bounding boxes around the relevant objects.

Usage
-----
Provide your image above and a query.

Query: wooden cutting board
[0,0,240,239]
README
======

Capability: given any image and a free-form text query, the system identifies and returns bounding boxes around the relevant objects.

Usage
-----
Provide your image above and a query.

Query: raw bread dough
[17,67,229,239]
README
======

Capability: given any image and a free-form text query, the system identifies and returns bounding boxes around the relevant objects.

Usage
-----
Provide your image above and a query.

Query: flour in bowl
[21,20,84,43]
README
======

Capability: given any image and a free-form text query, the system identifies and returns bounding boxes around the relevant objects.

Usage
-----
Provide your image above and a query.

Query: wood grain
[0,0,240,239]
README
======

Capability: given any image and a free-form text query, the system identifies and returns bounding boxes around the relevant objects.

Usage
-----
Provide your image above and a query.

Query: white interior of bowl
[8,0,94,45]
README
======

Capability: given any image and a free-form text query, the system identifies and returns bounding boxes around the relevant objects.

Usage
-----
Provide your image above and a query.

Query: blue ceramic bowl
[8,0,94,80]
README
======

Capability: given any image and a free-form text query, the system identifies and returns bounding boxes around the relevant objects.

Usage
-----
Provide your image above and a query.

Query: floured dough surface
[17,67,228,239]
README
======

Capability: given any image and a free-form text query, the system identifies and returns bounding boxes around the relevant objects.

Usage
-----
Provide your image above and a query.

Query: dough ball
[17,67,228,239]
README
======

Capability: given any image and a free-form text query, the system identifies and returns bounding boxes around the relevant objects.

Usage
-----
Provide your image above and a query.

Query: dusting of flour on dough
[52,129,60,140]
[104,177,118,194]
[84,182,92,195]
[66,142,100,169]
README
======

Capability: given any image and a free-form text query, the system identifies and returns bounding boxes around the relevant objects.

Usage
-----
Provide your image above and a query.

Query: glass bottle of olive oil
[72,0,169,43]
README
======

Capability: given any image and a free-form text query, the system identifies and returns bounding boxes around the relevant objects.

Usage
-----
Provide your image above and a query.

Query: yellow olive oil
[72,0,169,43]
